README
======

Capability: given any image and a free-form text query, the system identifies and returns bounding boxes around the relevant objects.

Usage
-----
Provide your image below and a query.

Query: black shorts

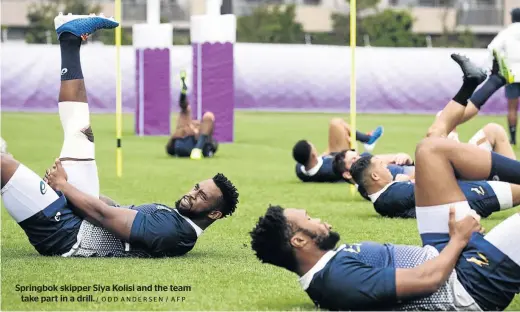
[167,136,218,158]
[18,195,82,256]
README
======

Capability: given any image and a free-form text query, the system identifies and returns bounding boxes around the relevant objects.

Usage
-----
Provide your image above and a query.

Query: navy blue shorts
[18,195,82,256]
[460,181,501,218]
[168,136,216,158]
[505,83,520,99]
[173,136,197,157]
[422,232,520,310]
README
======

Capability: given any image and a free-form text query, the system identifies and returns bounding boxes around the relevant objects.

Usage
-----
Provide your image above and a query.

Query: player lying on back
[250,59,520,309]
[0,14,239,258]
[165,71,218,160]
[332,149,415,185]
[334,123,514,202]
[351,122,518,218]
[333,122,515,188]
[334,49,513,186]
[351,153,520,218]
[343,53,516,203]
[292,119,383,183]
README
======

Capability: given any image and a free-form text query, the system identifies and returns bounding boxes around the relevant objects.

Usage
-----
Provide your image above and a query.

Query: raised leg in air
[55,13,119,198]
[326,118,383,154]
[427,54,487,138]
[166,70,195,156]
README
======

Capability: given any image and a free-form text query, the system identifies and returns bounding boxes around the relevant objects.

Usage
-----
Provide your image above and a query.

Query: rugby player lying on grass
[331,149,415,185]
[250,55,520,310]
[292,119,384,183]
[333,49,513,187]
[350,122,517,218]
[1,14,239,258]
[346,55,518,219]
[165,71,218,160]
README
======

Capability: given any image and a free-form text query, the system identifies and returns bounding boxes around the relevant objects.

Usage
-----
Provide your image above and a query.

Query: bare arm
[394,208,482,299]
[45,160,136,241]
[394,174,411,182]
[378,153,413,166]
[377,154,400,164]
[61,183,136,241]
[99,194,120,207]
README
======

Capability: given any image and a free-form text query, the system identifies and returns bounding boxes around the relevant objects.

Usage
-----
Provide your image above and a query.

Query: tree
[361,9,426,47]
[26,1,60,44]
[62,0,101,18]
[313,0,427,47]
[346,0,380,12]
[456,28,476,48]
[95,27,133,45]
[319,8,425,47]
[237,4,305,43]
[25,0,116,45]
[314,0,378,45]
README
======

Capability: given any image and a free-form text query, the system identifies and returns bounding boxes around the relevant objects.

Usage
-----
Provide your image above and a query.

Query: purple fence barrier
[1,43,509,115]
[135,48,171,136]
[192,42,234,143]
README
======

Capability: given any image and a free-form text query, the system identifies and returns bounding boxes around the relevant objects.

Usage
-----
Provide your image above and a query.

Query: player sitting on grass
[165,71,218,160]
[250,57,520,309]
[292,119,383,183]
[0,14,239,258]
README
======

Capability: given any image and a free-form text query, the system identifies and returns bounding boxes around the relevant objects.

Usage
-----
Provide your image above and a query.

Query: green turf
[2,111,519,311]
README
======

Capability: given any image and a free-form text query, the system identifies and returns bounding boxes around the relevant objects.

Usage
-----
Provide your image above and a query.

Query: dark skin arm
[99,194,120,207]
[394,207,482,299]
[45,160,136,241]
[378,153,414,166]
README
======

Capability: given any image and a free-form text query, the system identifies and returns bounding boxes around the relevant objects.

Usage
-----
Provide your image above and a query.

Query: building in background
[230,0,519,44]
[0,0,192,42]
[2,0,520,45]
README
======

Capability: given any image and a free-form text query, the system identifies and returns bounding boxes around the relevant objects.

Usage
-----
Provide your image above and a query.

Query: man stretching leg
[250,56,520,311]
[1,14,239,258]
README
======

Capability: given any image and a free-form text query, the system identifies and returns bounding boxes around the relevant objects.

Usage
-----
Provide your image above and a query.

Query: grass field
[2,111,519,311]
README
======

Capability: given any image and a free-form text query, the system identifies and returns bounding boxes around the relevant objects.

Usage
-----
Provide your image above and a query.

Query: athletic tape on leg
[416,201,476,234]
[58,102,94,159]
[468,129,493,152]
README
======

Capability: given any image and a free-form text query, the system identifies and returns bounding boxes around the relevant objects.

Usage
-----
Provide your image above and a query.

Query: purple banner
[0,43,509,115]
[192,42,234,143]
[135,48,171,136]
